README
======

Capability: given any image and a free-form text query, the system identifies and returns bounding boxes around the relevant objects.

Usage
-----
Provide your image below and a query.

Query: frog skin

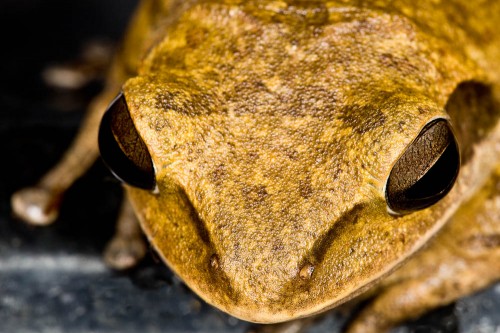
[11,1,500,332]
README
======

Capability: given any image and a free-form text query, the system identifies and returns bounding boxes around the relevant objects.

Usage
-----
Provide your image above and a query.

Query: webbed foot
[11,186,61,225]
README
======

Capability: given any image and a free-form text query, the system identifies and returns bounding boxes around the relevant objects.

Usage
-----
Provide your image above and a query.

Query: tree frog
[11,1,500,332]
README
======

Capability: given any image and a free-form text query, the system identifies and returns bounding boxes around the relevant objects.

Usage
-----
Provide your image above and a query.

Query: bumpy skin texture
[347,164,500,333]
[11,0,500,331]
[118,0,500,324]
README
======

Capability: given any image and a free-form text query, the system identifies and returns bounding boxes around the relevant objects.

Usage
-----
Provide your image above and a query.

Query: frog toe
[104,198,147,271]
[11,186,61,225]
[104,235,147,270]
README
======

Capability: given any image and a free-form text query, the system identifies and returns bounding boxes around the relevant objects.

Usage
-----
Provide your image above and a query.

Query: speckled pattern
[0,1,499,332]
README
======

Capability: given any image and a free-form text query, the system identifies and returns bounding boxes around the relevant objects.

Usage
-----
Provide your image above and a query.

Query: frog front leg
[11,86,149,270]
[346,168,500,333]
[104,195,147,270]
[11,89,116,225]
[11,0,165,269]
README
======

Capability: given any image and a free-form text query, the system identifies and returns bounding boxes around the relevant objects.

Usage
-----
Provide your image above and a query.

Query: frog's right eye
[385,118,460,214]
[98,92,156,190]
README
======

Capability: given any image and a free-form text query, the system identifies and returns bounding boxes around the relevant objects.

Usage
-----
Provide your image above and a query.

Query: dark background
[0,1,498,332]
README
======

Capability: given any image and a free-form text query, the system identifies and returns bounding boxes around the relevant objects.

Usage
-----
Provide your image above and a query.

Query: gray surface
[0,235,499,333]
[0,252,245,333]
[456,285,500,333]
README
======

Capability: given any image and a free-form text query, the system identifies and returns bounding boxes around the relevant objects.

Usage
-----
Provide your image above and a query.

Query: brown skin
[11,0,500,332]
[346,165,500,333]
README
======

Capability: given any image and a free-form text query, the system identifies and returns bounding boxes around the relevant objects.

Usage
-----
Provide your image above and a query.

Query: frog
[11,0,500,332]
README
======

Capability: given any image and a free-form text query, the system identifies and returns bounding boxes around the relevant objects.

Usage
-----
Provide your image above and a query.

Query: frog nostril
[386,118,460,214]
[98,92,156,190]
[299,263,315,280]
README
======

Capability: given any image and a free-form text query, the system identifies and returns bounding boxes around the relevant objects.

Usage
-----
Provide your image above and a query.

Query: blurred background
[0,1,499,332]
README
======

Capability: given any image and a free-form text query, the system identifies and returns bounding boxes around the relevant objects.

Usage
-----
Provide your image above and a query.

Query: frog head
[98,2,500,323]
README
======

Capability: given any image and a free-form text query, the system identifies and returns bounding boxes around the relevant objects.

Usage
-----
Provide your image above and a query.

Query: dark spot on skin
[379,53,419,74]
[461,234,500,250]
[228,80,272,116]
[247,151,260,160]
[417,106,426,114]
[233,242,241,257]
[339,102,387,134]
[299,177,314,199]
[399,233,406,245]
[151,117,171,132]
[339,91,393,134]
[209,164,227,185]
[397,120,406,132]
[154,85,218,117]
[186,26,210,48]
[379,53,395,67]
[241,184,268,208]
[254,80,267,89]
[311,203,365,263]
[272,240,285,253]
[285,148,299,160]
[445,81,500,164]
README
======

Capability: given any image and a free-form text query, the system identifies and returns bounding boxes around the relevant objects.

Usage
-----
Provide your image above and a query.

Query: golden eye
[386,118,460,214]
[98,92,155,190]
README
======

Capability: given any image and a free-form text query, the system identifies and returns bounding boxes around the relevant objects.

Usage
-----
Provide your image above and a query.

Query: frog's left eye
[98,92,156,190]
[385,118,460,214]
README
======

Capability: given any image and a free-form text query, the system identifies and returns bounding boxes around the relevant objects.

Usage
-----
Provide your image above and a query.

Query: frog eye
[98,92,156,190]
[385,118,460,214]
